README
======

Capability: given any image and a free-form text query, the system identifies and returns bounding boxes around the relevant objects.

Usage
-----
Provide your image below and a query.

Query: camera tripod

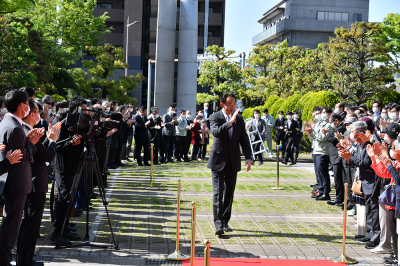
[55,136,119,250]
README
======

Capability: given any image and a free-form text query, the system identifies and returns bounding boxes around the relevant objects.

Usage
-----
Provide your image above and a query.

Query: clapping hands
[47,122,61,141]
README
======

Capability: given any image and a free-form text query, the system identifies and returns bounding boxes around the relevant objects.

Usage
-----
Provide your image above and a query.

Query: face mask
[279,115,283,119]
[321,113,328,121]
[334,108,340,114]
[155,114,160,118]
[129,108,133,112]
[263,113,267,117]
[315,114,321,121]
[287,115,292,120]
[22,103,30,118]
[33,112,40,125]
[384,135,392,145]
[389,112,398,121]
[390,149,395,159]
[186,114,191,119]
[105,107,110,112]
[293,114,298,119]
[372,107,379,114]
[48,109,53,115]
[381,113,388,120]
[199,113,203,117]
[180,114,185,118]
[1,108,7,113]
[204,106,208,111]
[350,133,356,142]
[169,111,174,116]
[331,122,337,129]
[254,114,259,119]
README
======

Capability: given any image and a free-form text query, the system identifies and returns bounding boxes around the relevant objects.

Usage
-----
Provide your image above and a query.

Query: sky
[224,0,400,54]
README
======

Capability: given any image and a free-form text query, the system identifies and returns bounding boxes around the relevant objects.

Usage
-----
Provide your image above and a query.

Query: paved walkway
[17,160,388,265]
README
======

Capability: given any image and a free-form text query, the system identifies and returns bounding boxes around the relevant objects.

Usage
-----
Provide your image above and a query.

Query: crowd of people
[0,87,213,266]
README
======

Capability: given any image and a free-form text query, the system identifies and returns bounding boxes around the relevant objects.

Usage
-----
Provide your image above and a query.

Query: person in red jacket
[191,115,202,160]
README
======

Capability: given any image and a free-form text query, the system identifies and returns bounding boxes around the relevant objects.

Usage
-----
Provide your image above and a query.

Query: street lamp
[125,17,140,77]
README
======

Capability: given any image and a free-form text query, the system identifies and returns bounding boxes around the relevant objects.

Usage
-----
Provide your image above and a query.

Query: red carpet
[183,257,336,266]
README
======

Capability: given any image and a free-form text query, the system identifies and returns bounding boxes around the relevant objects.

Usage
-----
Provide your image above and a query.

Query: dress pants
[253,142,263,162]
[126,133,133,159]
[294,133,302,162]
[192,140,200,160]
[198,144,207,159]
[377,202,392,250]
[135,138,149,164]
[312,154,319,187]
[275,134,286,158]
[151,138,160,163]
[284,137,294,162]
[163,134,175,160]
[332,163,344,203]
[0,194,27,265]
[175,136,188,161]
[365,194,381,244]
[185,134,192,158]
[17,192,46,266]
[107,134,117,167]
[314,154,330,195]
[212,156,237,228]
[265,132,273,155]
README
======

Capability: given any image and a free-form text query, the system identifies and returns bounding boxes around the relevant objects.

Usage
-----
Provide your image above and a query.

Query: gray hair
[351,121,368,134]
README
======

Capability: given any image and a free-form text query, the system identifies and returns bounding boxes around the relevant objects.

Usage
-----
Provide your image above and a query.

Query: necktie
[228,115,233,139]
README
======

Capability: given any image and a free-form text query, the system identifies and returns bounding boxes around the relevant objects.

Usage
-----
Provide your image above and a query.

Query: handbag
[379,184,396,208]
[352,178,364,196]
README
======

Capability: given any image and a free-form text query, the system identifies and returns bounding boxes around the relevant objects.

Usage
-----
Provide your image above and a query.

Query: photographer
[0,90,43,265]
[18,99,61,266]
[51,97,87,246]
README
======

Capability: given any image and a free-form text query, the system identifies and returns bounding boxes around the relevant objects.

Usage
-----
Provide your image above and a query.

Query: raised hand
[107,128,118,137]
[71,135,82,146]
[229,109,240,125]
[335,132,344,141]
[365,130,374,143]
[27,128,45,145]
[355,132,370,144]
[366,144,375,158]
[0,144,5,152]
[47,122,61,141]
[380,118,389,129]
[380,143,390,158]
[338,149,352,162]
[380,155,393,167]
[392,150,400,162]
[339,137,352,150]
[321,128,330,136]
[6,149,23,165]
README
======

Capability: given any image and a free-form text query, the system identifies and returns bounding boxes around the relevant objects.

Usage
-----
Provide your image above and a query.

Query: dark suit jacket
[0,158,11,177]
[23,124,56,193]
[134,115,149,141]
[163,113,176,136]
[283,120,298,139]
[348,141,375,195]
[206,111,252,173]
[340,112,347,120]
[0,115,37,195]
[326,122,347,165]
[274,117,286,138]
[148,116,162,142]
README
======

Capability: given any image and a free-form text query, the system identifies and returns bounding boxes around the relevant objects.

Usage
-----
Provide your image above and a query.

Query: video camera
[66,107,122,138]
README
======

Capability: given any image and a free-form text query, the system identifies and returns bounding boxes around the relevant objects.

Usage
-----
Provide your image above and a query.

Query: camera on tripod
[66,107,122,138]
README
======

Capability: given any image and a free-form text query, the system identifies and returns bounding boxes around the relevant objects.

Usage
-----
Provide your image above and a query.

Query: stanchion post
[190,201,197,266]
[272,144,284,190]
[203,240,211,266]
[331,183,357,264]
[150,144,154,188]
[165,179,189,260]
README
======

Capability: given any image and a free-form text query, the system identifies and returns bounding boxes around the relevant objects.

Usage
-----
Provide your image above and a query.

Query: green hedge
[35,91,45,99]
[51,94,66,101]
[294,92,316,111]
[302,91,339,122]
[280,94,300,114]
[263,95,280,111]
[269,98,286,118]
[366,90,400,108]
[242,108,255,119]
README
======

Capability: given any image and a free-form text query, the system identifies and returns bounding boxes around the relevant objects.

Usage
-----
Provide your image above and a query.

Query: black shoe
[223,224,233,232]
[68,226,77,232]
[357,237,370,243]
[355,235,365,239]
[50,232,72,246]
[215,227,224,235]
[126,158,132,162]
[327,200,338,205]
[383,255,397,265]
[144,163,151,166]
[316,194,330,201]
[116,162,125,167]
[311,193,323,198]
[137,163,144,166]
[168,160,174,163]
[336,202,344,207]
[154,162,161,165]
[258,161,263,165]
[251,159,255,164]
[365,241,378,249]
[106,171,110,175]
[30,260,44,266]
[64,231,81,241]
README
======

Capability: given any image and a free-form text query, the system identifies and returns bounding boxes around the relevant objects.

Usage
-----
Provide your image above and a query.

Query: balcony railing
[252,24,276,45]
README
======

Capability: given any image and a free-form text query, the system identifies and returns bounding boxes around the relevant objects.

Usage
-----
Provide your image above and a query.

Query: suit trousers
[312,154,319,186]
[294,133,302,162]
[135,138,150,164]
[332,163,344,202]
[0,194,27,264]
[253,142,263,162]
[284,137,295,162]
[175,136,188,160]
[265,132,273,154]
[150,139,160,163]
[275,134,286,157]
[163,134,175,160]
[17,192,46,266]
[315,154,330,195]
[377,201,392,250]
[365,194,381,244]
[107,134,117,167]
[389,209,398,254]
[126,134,133,159]
[211,156,237,228]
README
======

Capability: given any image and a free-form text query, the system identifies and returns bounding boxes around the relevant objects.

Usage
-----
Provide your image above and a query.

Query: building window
[96,3,112,9]
[353,14,362,22]
[317,11,349,21]
[209,7,216,13]
[208,31,215,37]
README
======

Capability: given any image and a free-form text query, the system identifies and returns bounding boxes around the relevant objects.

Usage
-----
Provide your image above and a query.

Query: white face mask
[254,114,259,119]
[263,113,267,117]
[315,114,321,121]
[372,107,379,114]
[1,108,7,113]
[186,114,191,119]
[350,133,356,142]
[279,115,283,119]
[33,112,40,125]
[334,108,340,114]
[169,110,174,116]
[293,114,298,119]
[287,115,292,120]
[129,108,133,112]
[321,113,328,121]
[204,106,208,111]
[155,114,160,118]
[331,122,337,129]
[22,103,30,118]
[389,112,398,121]
[381,113,388,120]
[199,113,203,117]
[390,149,395,159]
[384,135,392,145]
[180,114,185,118]
[105,107,110,112]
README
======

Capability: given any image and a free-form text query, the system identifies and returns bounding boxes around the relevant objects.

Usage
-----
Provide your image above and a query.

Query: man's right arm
[8,127,37,163]
[210,114,231,138]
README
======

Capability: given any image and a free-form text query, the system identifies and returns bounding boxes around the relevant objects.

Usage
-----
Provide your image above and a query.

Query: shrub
[302,91,339,122]
[51,94,66,101]
[280,94,300,114]
[269,98,286,118]
[35,91,45,99]
[366,90,400,107]
[242,107,254,119]
[263,95,280,111]
[294,92,316,111]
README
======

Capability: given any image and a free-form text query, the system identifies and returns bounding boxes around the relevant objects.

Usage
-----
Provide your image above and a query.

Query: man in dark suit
[207,93,252,235]
[334,102,347,121]
[371,101,382,132]
[134,107,150,166]
[282,111,298,165]
[325,113,346,206]
[162,106,178,163]
[247,109,266,165]
[292,111,303,164]
[148,107,162,165]
[0,90,43,266]
[202,102,213,129]
[339,121,380,248]
[185,110,194,160]
[274,110,286,159]
[18,99,60,266]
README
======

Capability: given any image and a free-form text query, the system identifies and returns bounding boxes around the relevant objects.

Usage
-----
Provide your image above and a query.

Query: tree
[196,93,218,105]
[377,13,400,74]
[0,0,33,14]
[325,22,394,105]
[68,44,144,104]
